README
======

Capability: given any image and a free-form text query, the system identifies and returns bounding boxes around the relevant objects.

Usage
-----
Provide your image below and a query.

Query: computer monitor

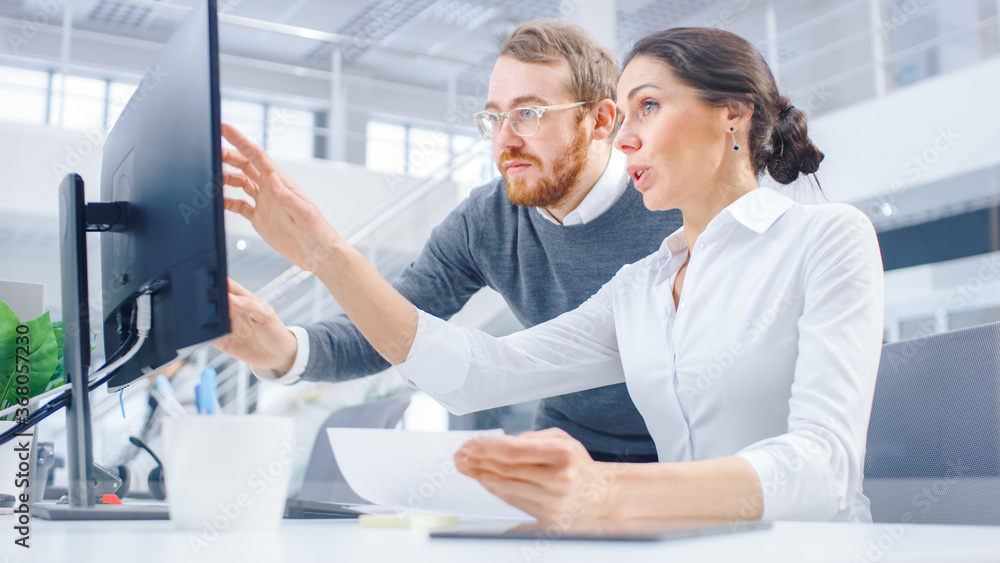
[100,0,228,390]
[36,0,228,519]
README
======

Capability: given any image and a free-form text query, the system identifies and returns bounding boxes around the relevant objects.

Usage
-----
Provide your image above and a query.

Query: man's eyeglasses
[472,102,594,140]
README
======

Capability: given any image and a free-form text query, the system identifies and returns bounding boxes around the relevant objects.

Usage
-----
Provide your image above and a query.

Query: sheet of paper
[327,428,531,519]
[0,280,44,320]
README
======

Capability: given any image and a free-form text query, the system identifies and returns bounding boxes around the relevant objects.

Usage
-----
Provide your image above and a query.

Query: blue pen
[195,367,221,415]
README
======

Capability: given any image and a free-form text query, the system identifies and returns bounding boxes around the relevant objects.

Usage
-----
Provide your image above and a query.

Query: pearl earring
[730,127,739,151]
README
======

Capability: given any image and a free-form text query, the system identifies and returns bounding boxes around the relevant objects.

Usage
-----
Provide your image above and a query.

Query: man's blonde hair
[499,18,618,118]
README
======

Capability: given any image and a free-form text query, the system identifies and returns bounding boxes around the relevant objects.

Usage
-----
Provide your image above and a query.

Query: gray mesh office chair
[864,321,1000,525]
[296,393,412,504]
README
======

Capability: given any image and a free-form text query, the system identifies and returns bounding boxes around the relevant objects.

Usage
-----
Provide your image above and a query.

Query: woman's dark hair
[622,28,823,185]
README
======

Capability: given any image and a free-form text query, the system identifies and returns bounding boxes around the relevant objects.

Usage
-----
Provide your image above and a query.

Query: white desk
[3,519,999,563]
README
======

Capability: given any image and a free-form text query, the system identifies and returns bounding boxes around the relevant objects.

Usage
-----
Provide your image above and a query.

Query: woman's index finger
[221,123,277,177]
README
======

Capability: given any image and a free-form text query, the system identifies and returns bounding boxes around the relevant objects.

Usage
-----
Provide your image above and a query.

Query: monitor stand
[33,174,169,521]
[31,503,169,520]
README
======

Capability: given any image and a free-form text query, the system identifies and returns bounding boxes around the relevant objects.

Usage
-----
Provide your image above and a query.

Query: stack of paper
[326,428,531,519]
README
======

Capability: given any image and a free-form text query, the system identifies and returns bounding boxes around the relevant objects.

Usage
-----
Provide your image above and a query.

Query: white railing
[252,142,485,304]
[203,141,489,413]
[767,0,1000,112]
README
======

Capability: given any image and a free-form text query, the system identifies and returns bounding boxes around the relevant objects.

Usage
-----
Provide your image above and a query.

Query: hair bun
[766,102,824,185]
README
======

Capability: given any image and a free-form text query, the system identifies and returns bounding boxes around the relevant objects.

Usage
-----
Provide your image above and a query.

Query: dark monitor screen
[99,0,229,390]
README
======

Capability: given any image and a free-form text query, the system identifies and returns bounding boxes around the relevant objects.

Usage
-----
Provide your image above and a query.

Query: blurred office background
[0,0,998,484]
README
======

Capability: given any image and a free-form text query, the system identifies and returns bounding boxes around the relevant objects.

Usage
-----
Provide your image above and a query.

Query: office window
[366,121,406,175]
[50,75,107,131]
[407,127,449,178]
[950,305,1000,331]
[366,120,492,184]
[451,134,493,196]
[0,66,49,125]
[222,99,265,146]
[267,107,314,160]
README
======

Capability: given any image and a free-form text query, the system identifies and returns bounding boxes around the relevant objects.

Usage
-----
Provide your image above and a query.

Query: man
[217,19,683,463]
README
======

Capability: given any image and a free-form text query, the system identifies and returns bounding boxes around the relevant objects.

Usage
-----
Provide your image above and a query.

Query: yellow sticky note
[359,513,460,529]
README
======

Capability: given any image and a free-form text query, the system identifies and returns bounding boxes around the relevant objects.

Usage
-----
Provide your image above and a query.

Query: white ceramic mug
[162,415,296,532]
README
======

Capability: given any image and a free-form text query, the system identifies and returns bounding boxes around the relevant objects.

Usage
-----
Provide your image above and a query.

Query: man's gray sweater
[302,177,683,458]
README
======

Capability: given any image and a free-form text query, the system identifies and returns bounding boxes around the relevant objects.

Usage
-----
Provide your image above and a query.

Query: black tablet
[430,519,772,542]
[283,498,365,519]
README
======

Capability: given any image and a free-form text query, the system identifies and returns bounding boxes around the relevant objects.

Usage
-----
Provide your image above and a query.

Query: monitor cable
[0,292,152,446]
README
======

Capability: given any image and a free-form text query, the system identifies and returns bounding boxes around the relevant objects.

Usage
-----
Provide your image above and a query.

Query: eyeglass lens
[478,108,540,139]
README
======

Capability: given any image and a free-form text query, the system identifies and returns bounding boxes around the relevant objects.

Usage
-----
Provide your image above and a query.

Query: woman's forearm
[313,236,418,365]
[608,455,763,521]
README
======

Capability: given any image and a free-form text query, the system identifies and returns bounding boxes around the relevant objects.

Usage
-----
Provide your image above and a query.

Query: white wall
[0,120,456,230]
[807,56,1000,206]
[883,250,1000,340]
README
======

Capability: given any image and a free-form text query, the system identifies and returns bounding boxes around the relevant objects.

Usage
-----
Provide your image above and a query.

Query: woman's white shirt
[397,187,885,522]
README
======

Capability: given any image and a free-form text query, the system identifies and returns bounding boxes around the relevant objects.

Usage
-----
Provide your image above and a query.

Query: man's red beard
[499,126,589,208]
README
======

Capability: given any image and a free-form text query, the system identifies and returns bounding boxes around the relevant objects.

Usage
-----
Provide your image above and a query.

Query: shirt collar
[536,149,629,226]
[719,187,796,234]
[655,188,796,260]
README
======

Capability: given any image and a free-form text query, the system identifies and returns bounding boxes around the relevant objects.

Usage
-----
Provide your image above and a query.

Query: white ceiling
[6,0,735,93]
[2,0,997,233]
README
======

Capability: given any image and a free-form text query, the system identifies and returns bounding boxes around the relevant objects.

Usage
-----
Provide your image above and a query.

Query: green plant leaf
[0,309,58,411]
[51,323,65,389]
[23,311,57,396]
[0,299,19,411]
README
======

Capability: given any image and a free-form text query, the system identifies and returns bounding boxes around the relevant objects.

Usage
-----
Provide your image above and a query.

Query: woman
[221,28,883,523]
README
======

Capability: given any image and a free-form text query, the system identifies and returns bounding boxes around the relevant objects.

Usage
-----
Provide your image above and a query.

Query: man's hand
[221,123,341,273]
[455,428,623,522]
[214,278,298,373]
